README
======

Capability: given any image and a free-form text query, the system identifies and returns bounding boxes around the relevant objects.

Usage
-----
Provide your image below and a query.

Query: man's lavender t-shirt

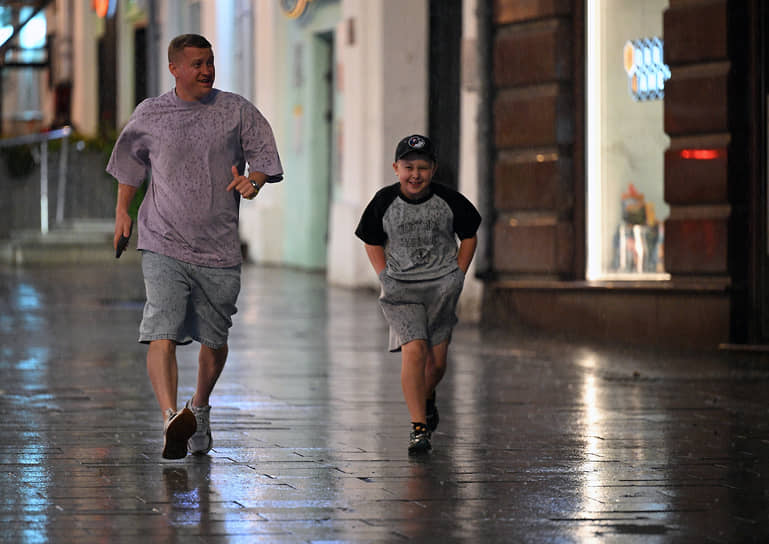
[106,88,283,267]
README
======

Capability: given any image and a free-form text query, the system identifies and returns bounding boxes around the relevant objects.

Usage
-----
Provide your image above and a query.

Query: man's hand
[114,182,137,255]
[114,213,132,257]
[227,165,262,200]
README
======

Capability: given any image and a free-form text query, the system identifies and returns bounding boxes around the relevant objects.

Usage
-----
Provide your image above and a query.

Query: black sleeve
[433,183,482,239]
[354,184,399,245]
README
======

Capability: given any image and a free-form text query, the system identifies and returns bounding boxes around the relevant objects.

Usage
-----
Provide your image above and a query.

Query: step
[0,223,139,265]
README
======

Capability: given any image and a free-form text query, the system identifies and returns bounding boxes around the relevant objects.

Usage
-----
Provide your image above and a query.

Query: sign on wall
[281,0,316,19]
[623,37,671,102]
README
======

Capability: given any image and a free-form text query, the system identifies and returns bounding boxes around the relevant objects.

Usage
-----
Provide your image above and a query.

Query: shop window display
[587,0,670,280]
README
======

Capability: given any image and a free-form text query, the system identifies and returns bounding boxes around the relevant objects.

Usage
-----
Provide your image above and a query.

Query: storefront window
[586,1,670,280]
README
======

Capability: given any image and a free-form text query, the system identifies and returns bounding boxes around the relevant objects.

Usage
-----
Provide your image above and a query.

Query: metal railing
[0,126,72,234]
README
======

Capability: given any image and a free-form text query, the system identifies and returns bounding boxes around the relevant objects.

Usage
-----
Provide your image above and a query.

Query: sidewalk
[2,260,769,543]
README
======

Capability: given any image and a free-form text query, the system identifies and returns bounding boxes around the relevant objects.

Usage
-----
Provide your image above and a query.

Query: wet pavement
[2,260,769,543]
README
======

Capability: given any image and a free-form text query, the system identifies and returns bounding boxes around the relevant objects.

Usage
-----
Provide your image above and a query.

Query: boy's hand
[364,244,387,276]
[457,235,478,274]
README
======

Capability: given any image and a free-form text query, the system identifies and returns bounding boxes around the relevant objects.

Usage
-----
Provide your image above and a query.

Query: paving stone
[3,262,769,542]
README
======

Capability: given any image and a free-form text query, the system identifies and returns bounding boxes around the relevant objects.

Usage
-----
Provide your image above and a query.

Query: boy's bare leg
[401,339,429,423]
[425,340,449,397]
[193,344,228,406]
[147,339,178,415]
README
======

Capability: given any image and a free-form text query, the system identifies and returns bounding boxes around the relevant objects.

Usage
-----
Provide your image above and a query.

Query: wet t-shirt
[355,183,481,281]
[106,88,283,267]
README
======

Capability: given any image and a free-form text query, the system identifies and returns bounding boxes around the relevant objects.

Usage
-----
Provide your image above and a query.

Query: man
[107,34,283,459]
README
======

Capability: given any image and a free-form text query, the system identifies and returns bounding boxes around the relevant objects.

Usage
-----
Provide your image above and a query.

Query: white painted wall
[211,0,235,93]
[116,0,136,127]
[243,0,429,277]
[456,0,483,322]
[239,0,287,265]
[158,0,176,93]
[71,1,99,136]
[89,0,480,308]
[326,0,429,288]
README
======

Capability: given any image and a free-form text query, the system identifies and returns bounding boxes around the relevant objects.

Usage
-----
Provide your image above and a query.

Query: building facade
[3,0,766,348]
[484,0,767,348]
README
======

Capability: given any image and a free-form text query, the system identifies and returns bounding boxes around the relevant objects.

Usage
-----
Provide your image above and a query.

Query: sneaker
[426,393,439,433]
[162,407,196,459]
[408,429,432,455]
[186,399,213,455]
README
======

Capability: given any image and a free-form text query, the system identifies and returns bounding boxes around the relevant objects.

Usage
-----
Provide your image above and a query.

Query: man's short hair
[168,34,212,63]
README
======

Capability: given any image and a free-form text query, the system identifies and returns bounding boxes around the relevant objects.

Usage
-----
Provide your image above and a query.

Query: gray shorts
[378,268,465,352]
[139,251,241,349]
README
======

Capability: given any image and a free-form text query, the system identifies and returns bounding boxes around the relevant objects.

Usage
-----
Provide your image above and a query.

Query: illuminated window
[0,7,48,132]
[0,7,47,63]
[587,0,670,280]
[19,11,46,49]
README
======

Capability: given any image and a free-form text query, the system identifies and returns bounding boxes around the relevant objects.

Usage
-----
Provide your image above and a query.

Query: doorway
[760,0,769,341]
[428,0,462,190]
[311,30,335,268]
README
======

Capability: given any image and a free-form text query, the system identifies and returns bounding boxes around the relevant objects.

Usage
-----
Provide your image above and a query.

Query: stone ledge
[0,225,139,265]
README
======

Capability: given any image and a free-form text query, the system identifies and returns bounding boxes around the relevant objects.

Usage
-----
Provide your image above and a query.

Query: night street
[2,261,769,542]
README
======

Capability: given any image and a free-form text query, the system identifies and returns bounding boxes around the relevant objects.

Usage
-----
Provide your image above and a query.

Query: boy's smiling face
[393,153,437,200]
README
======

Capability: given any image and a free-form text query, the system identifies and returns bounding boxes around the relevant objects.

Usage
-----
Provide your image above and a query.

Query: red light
[680,149,720,160]
[92,0,116,18]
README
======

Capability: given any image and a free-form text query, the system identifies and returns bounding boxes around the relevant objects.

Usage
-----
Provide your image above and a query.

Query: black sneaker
[408,429,432,454]
[426,393,439,433]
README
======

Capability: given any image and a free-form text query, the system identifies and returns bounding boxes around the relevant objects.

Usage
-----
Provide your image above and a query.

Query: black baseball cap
[394,134,436,162]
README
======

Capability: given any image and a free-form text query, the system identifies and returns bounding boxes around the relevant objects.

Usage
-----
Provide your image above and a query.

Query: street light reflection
[579,368,674,538]
[579,373,607,543]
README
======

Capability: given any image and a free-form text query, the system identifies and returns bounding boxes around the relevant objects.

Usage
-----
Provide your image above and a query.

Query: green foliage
[127,181,147,222]
[67,130,146,222]
[72,129,120,154]
[1,144,36,178]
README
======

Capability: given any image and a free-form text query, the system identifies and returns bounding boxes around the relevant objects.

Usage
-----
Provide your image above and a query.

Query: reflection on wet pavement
[1,261,769,542]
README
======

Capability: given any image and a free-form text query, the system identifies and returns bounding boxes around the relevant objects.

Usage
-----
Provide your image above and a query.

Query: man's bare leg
[147,339,196,459]
[147,339,178,415]
[192,344,227,407]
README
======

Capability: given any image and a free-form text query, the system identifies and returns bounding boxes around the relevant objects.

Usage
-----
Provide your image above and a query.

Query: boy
[355,134,481,454]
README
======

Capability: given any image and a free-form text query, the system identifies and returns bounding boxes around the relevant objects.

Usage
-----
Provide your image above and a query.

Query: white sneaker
[186,399,213,455]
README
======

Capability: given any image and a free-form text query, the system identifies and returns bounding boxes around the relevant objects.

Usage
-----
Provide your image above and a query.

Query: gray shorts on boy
[378,267,465,352]
[139,251,240,349]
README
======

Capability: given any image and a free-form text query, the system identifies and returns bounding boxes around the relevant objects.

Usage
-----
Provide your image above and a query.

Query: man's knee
[402,339,429,360]
[148,339,176,356]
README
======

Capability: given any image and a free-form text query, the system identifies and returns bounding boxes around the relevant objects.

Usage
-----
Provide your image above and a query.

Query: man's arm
[364,244,386,275]
[457,235,478,274]
[114,183,138,250]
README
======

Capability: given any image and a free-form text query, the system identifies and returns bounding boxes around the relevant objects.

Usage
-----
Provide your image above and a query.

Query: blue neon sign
[623,37,671,102]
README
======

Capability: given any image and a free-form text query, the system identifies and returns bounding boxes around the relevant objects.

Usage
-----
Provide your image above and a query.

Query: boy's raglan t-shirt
[355,182,482,281]
[106,88,283,268]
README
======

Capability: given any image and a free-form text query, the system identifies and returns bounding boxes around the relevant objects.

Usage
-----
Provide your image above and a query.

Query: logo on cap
[408,136,426,150]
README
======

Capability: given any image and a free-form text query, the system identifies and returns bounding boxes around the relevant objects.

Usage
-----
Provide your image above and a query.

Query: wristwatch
[249,178,260,194]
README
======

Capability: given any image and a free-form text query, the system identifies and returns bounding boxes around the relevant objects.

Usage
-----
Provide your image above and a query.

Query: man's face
[169,46,215,101]
[393,155,436,200]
